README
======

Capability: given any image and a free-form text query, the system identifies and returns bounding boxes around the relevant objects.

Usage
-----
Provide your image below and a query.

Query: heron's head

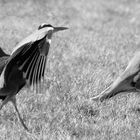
[38,23,68,39]
[38,23,53,30]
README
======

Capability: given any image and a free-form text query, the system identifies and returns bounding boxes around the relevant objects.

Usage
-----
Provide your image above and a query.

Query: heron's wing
[4,37,49,87]
[11,28,49,54]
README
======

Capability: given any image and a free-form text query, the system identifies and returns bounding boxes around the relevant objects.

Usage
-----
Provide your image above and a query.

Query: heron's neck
[46,38,51,44]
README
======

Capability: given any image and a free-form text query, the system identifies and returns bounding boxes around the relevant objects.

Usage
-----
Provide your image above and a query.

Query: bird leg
[0,95,29,131]
[0,96,11,110]
[10,96,29,131]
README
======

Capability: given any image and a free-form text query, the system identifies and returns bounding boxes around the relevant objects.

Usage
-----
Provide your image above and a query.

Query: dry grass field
[0,0,140,139]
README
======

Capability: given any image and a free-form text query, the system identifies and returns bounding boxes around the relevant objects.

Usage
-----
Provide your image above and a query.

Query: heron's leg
[10,96,29,131]
[0,96,11,110]
[0,87,18,110]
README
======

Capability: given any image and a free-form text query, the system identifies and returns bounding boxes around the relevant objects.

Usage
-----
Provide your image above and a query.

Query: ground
[0,0,140,139]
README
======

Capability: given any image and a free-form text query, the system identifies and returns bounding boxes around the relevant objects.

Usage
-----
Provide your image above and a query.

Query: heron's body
[0,24,68,130]
[92,52,140,102]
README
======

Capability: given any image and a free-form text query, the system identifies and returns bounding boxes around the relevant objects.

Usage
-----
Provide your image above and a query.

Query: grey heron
[0,23,68,130]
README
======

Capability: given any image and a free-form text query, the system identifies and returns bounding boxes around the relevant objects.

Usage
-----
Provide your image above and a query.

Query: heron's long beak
[53,27,68,33]
[91,74,136,102]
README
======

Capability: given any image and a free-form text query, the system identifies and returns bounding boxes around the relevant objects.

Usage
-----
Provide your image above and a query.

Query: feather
[11,27,51,55]
[4,35,49,88]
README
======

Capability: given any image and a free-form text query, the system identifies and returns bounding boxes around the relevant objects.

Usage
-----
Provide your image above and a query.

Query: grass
[0,0,140,139]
